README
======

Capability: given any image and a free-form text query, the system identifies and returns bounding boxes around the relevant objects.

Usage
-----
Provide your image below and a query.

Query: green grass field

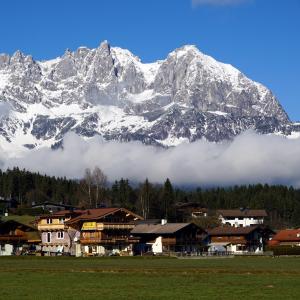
[0,256,300,299]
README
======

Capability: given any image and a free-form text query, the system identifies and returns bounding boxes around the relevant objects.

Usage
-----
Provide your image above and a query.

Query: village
[0,200,299,257]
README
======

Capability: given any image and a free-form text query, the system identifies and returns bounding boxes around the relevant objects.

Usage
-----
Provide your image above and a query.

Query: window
[57,231,64,239]
[59,218,65,224]
[47,218,52,224]
[236,245,246,251]
[47,232,51,243]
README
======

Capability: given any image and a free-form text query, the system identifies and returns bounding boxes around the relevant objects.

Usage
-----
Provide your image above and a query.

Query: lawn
[0,256,300,299]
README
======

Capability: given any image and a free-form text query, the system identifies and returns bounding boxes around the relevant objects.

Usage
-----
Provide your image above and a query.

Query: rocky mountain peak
[0,41,297,155]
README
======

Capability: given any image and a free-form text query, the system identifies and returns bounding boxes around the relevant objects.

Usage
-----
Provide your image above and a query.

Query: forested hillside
[1,168,300,228]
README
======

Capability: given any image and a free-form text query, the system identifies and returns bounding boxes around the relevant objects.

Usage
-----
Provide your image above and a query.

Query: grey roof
[131,223,192,235]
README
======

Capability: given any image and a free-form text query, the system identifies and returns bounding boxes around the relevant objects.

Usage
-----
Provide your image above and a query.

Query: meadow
[0,256,300,299]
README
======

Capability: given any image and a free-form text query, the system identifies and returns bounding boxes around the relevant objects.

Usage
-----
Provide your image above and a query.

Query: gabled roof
[38,209,85,219]
[131,223,196,235]
[67,208,143,224]
[218,209,267,218]
[208,226,260,236]
[271,229,300,242]
[0,220,36,232]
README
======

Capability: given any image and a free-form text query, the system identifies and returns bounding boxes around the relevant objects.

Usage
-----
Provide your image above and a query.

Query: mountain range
[0,40,299,155]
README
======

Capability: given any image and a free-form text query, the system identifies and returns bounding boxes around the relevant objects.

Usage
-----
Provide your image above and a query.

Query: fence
[171,251,234,257]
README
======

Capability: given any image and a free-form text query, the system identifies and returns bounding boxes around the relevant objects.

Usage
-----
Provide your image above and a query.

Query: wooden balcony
[37,224,66,231]
[211,236,247,244]
[80,237,102,244]
[0,235,27,242]
[96,223,135,230]
[80,236,139,245]
[162,238,177,245]
[41,242,69,248]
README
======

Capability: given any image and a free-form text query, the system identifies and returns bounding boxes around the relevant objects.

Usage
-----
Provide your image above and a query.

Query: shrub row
[266,245,300,256]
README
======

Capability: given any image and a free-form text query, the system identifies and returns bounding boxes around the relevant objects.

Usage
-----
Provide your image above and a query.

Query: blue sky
[0,0,299,121]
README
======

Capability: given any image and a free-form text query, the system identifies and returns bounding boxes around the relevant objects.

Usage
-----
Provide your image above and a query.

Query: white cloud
[192,0,251,7]
[1,131,300,187]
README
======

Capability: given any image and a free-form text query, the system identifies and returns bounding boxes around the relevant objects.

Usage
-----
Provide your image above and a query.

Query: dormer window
[47,218,52,224]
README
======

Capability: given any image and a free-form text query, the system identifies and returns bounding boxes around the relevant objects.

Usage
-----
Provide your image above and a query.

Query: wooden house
[207,225,273,254]
[66,208,143,256]
[131,221,207,255]
[0,220,40,256]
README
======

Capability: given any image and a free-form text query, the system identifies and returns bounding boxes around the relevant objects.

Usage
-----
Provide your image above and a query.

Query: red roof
[271,229,300,243]
[67,207,143,224]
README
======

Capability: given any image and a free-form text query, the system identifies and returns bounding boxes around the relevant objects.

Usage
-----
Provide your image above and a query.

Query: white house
[218,209,267,227]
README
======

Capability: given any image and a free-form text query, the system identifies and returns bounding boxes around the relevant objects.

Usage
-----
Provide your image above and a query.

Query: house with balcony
[0,220,40,256]
[131,220,207,255]
[66,208,143,256]
[37,210,83,255]
[207,225,273,254]
[218,209,267,227]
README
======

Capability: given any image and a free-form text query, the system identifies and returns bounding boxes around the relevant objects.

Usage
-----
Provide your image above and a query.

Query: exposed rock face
[0,41,297,153]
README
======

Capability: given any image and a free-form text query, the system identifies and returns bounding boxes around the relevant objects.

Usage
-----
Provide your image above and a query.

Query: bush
[266,245,300,256]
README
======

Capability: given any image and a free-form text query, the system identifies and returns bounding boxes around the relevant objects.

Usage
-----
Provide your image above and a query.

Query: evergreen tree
[161,178,175,220]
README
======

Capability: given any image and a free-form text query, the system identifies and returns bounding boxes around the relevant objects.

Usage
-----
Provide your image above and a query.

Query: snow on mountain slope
[0,41,297,155]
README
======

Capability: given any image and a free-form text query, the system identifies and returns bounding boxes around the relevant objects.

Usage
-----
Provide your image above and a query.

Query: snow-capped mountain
[0,40,298,154]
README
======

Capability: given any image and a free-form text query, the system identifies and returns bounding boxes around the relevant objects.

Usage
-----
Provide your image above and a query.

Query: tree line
[0,167,300,228]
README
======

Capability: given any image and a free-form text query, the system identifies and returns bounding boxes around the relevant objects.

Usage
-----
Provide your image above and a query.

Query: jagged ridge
[0,40,297,154]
